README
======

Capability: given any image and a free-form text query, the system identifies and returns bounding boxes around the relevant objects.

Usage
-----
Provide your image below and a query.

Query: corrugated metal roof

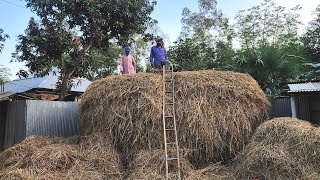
[288,82,320,93]
[0,92,16,101]
[0,92,35,101]
[3,69,91,93]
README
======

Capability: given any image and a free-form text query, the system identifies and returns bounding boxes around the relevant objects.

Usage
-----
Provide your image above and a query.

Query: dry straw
[80,70,270,166]
[125,118,320,179]
[232,117,320,179]
[0,135,122,179]
[126,149,234,180]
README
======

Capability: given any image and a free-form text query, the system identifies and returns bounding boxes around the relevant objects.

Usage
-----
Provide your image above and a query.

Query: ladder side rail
[162,64,169,179]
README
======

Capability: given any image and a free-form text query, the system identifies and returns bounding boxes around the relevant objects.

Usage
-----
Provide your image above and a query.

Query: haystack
[232,118,320,179]
[0,135,122,180]
[80,70,269,166]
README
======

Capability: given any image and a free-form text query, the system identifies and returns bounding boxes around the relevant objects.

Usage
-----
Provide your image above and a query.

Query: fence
[270,97,292,118]
[270,96,315,123]
[2,100,80,148]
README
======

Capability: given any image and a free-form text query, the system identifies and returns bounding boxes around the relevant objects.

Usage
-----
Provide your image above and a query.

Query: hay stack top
[80,70,270,166]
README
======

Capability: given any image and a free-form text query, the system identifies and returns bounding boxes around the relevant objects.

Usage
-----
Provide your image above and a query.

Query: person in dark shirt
[149,36,167,69]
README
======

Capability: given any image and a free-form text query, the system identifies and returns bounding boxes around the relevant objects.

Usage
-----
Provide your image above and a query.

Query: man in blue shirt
[150,36,167,69]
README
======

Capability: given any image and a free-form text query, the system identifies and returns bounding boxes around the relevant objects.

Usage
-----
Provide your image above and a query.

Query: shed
[1,100,80,148]
[284,82,320,124]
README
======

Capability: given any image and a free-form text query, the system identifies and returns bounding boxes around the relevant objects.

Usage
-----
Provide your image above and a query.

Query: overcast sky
[0,0,319,80]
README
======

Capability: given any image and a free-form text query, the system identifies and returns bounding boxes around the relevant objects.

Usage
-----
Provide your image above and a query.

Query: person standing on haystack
[149,36,168,70]
[120,47,137,75]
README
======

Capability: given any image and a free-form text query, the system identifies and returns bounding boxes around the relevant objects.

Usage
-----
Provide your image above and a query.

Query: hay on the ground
[126,149,234,180]
[232,118,320,179]
[0,135,122,180]
[80,70,269,166]
[78,133,122,177]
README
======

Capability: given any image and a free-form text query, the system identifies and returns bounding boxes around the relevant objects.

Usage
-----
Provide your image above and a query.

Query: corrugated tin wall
[4,100,80,148]
[310,97,320,124]
[297,96,310,121]
[0,101,9,149]
[4,100,27,147]
[270,97,292,118]
[270,96,313,122]
[26,100,80,137]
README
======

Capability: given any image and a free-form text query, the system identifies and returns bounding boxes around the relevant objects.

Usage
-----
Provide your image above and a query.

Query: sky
[0,0,319,80]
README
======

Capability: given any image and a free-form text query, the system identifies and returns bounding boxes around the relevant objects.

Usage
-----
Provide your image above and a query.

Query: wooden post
[290,94,297,118]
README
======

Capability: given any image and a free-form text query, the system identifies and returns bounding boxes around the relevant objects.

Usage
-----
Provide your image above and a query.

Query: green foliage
[13,17,75,76]
[207,40,235,70]
[230,0,306,98]
[0,28,9,53]
[168,38,215,71]
[87,45,122,81]
[25,0,156,46]
[181,0,228,41]
[234,46,292,92]
[234,0,301,49]
[13,0,156,100]
[303,5,320,64]
[127,34,151,72]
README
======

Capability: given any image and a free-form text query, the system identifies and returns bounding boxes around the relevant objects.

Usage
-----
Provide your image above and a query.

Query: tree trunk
[59,69,75,101]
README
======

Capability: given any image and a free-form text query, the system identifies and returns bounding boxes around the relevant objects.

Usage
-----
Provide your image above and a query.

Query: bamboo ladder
[162,61,181,180]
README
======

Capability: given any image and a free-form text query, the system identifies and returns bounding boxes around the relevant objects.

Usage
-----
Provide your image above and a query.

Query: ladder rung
[165,128,175,131]
[166,91,173,93]
[165,103,174,105]
[164,116,173,118]
[167,158,178,161]
[166,142,176,145]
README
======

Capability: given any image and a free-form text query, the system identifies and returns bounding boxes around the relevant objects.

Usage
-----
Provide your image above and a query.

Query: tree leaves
[0,28,9,53]
[14,0,155,100]
[234,0,301,49]
[303,4,320,63]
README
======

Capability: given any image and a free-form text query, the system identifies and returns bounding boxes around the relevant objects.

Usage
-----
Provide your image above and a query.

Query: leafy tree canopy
[13,0,156,100]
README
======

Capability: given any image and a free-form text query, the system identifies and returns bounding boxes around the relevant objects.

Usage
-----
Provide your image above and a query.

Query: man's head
[125,47,130,55]
[156,36,163,47]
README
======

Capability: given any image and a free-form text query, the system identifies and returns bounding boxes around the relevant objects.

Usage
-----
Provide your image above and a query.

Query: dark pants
[155,60,169,70]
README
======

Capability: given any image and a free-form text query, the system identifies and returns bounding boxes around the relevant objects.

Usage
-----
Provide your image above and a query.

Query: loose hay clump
[232,118,320,179]
[126,149,235,180]
[80,70,270,166]
[78,133,123,178]
[0,135,122,180]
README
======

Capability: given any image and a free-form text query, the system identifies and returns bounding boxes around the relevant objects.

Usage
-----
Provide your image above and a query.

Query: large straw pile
[0,135,122,179]
[80,70,269,166]
[232,118,320,179]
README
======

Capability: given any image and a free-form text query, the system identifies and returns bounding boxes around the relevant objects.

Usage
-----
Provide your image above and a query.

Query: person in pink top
[120,47,136,75]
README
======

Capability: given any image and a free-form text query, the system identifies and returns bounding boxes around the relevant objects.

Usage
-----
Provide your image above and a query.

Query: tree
[170,0,233,71]
[0,28,9,84]
[207,37,235,70]
[86,45,122,81]
[303,4,320,64]
[168,38,215,71]
[234,0,301,50]
[127,34,152,72]
[231,0,305,97]
[0,65,10,84]
[233,45,302,97]
[180,0,228,42]
[13,0,156,100]
[0,28,9,53]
